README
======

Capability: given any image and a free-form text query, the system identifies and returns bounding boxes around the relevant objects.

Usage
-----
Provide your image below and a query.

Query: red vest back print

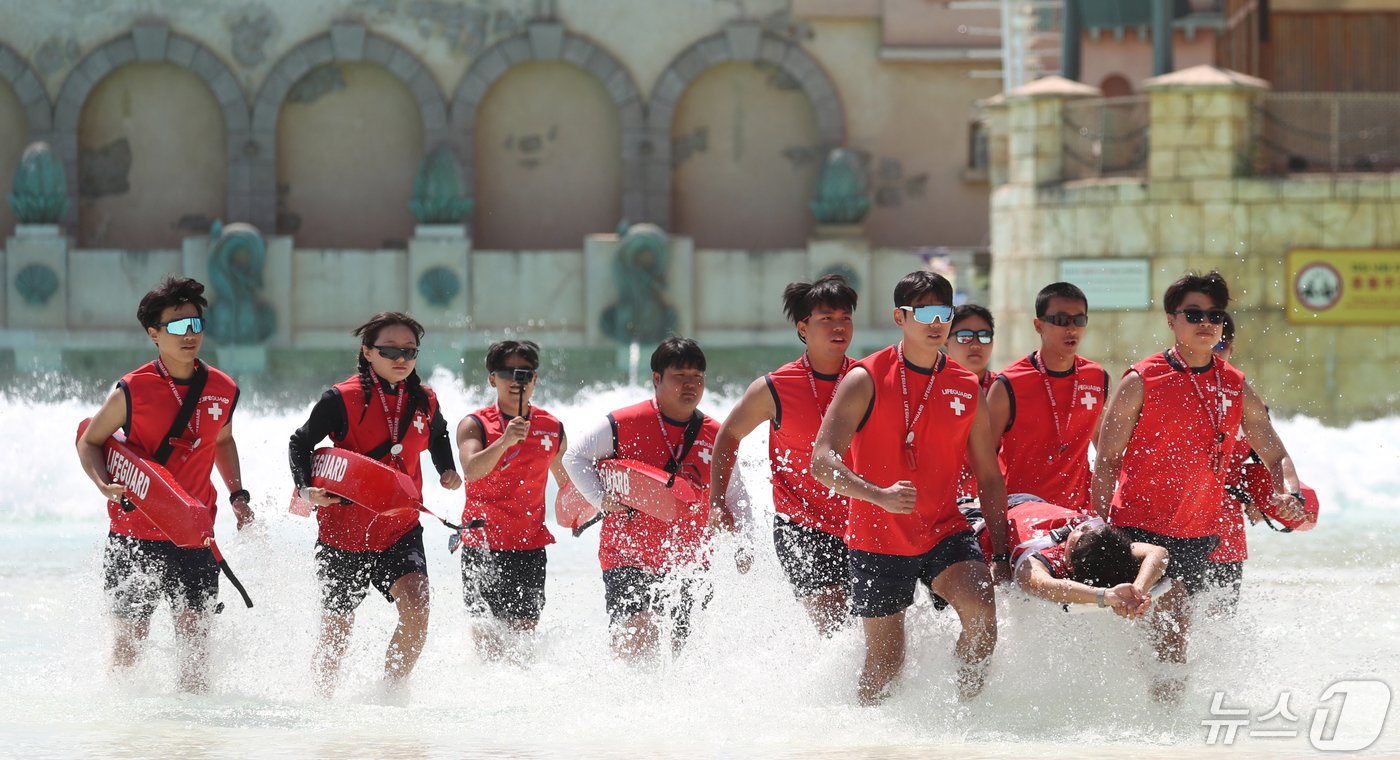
[997,354,1108,510]
[108,361,238,540]
[319,376,439,551]
[767,358,849,536]
[1112,352,1246,539]
[598,400,718,574]
[846,345,980,556]
[460,404,561,551]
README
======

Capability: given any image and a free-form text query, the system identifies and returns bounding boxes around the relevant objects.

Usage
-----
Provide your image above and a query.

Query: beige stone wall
[991,74,1400,423]
[472,62,620,250]
[0,81,26,238]
[277,63,422,249]
[672,62,821,249]
[77,63,225,248]
[804,20,999,247]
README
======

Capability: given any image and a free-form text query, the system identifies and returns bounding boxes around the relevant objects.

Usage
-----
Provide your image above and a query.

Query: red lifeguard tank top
[459,404,561,551]
[108,360,239,540]
[1111,352,1245,539]
[766,356,850,536]
[846,345,980,556]
[318,376,439,552]
[995,353,1108,510]
[1213,415,1255,562]
[598,400,718,574]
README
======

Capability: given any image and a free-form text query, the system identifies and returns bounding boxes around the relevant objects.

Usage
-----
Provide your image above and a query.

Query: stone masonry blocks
[0,45,22,81]
[363,36,395,65]
[498,37,531,66]
[757,37,788,66]
[302,36,334,68]
[724,24,761,62]
[560,36,596,69]
[166,36,197,68]
[473,49,509,84]
[528,23,564,61]
[330,23,367,61]
[102,38,138,70]
[132,22,170,61]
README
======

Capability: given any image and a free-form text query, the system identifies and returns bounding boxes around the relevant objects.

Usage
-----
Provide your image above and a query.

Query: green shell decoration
[15,263,59,305]
[418,266,461,307]
[8,142,70,224]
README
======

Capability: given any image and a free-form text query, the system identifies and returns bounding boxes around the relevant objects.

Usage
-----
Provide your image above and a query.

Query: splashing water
[1,368,1396,759]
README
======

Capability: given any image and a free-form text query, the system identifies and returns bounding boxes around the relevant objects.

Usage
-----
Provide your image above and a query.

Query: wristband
[229,489,251,505]
[1096,589,1107,608]
[1290,490,1304,504]
[990,552,1010,563]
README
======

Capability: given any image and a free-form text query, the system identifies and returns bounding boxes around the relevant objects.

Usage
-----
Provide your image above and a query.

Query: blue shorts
[849,530,985,618]
[773,516,849,596]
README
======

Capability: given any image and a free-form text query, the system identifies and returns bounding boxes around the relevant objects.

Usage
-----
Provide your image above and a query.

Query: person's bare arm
[985,378,1012,453]
[812,368,915,514]
[1014,556,1144,611]
[550,431,572,489]
[1130,541,1168,592]
[967,391,1010,581]
[213,421,253,529]
[1090,371,1144,521]
[709,376,776,531]
[457,414,529,483]
[1240,381,1305,522]
[77,387,130,503]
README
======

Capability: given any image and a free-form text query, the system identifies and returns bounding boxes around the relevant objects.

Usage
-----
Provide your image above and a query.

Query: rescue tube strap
[151,363,209,466]
[218,560,254,608]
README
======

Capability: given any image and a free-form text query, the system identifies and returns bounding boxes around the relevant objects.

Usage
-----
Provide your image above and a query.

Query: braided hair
[351,312,429,419]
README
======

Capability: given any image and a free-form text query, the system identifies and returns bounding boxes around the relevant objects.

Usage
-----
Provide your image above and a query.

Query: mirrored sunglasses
[1041,312,1089,328]
[952,329,994,345]
[374,346,420,361]
[899,304,954,324]
[159,316,204,336]
[1172,308,1228,325]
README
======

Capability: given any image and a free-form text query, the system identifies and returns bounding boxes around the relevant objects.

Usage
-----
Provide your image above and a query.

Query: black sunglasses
[952,329,994,345]
[492,368,537,383]
[1171,308,1228,325]
[1041,312,1088,328]
[374,346,420,361]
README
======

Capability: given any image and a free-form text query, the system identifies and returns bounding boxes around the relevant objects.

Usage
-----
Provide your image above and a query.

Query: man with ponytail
[77,276,253,693]
[289,311,462,696]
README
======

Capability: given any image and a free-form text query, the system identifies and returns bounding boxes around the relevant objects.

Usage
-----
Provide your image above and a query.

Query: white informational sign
[1057,258,1151,310]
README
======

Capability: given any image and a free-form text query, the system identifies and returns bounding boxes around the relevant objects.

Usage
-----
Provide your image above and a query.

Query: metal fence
[1062,95,1150,181]
[1253,93,1400,175]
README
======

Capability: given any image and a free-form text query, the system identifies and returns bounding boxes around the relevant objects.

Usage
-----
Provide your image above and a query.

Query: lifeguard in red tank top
[459,404,561,551]
[108,360,239,540]
[846,345,980,556]
[1111,351,1245,539]
[766,356,852,535]
[995,353,1108,510]
[599,400,718,574]
[318,377,439,552]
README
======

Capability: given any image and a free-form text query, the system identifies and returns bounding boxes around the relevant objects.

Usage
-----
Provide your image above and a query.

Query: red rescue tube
[554,459,708,537]
[1242,461,1320,532]
[289,447,479,533]
[76,418,253,608]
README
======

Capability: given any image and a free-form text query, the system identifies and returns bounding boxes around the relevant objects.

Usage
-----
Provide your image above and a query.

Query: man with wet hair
[1092,270,1306,701]
[711,274,858,636]
[814,270,1009,704]
[986,282,1109,512]
[76,276,254,693]
[564,337,750,660]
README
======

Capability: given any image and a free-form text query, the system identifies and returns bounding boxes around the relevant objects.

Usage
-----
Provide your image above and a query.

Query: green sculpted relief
[600,222,678,344]
[409,145,473,225]
[7,142,70,224]
[205,220,276,345]
[809,148,871,225]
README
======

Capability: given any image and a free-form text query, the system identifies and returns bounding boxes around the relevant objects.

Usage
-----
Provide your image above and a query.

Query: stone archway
[645,25,845,230]
[449,23,645,226]
[249,23,449,236]
[0,42,53,140]
[53,22,248,229]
